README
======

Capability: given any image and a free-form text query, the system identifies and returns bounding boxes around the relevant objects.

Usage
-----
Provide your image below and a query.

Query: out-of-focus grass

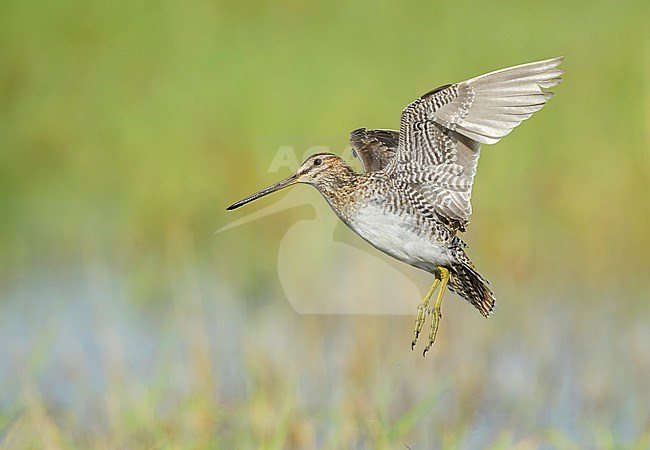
[1,0,648,290]
[1,265,650,448]
[1,0,650,448]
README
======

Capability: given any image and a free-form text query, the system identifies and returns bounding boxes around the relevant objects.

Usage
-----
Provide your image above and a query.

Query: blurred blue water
[1,265,648,447]
[1,266,245,428]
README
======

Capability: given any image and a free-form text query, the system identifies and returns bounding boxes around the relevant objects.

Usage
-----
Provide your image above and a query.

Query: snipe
[227,57,563,356]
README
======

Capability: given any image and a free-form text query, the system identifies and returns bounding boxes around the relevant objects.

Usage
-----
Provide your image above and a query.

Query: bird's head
[226,153,353,210]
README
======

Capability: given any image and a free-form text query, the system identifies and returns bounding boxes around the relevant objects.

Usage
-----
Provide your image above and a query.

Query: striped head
[226,153,355,210]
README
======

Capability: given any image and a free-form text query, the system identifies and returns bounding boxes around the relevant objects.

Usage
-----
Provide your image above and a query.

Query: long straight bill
[226,173,298,210]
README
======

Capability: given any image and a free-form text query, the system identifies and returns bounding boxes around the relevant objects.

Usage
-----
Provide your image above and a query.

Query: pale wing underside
[388,57,563,230]
[349,128,400,172]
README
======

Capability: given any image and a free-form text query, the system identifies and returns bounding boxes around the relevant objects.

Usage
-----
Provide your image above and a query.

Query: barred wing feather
[388,57,563,230]
[349,128,400,172]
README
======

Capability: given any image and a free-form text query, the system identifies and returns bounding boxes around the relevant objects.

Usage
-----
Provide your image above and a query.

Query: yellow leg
[411,278,440,350]
[423,267,450,356]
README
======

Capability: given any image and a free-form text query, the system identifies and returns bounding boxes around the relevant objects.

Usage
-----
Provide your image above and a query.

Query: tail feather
[448,238,496,317]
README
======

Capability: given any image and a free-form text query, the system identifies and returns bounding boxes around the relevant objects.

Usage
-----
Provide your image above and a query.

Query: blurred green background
[1,0,649,448]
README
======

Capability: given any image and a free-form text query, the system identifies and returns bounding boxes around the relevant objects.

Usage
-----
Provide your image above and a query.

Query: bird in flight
[227,57,563,356]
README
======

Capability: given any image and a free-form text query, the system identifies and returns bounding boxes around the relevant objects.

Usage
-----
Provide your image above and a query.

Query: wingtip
[527,56,564,72]
[544,56,565,69]
[541,55,564,64]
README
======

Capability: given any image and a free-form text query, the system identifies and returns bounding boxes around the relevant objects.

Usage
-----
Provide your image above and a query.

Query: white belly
[345,203,452,272]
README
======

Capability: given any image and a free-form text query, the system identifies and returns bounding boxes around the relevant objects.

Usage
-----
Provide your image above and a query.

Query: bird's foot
[421,266,449,357]
[411,303,428,350]
[411,278,440,350]
[422,306,442,357]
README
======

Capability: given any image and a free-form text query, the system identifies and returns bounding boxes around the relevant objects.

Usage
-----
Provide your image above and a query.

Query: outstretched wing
[350,128,399,172]
[387,57,563,231]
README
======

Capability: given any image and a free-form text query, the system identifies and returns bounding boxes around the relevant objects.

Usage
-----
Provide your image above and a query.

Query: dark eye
[313,158,322,166]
